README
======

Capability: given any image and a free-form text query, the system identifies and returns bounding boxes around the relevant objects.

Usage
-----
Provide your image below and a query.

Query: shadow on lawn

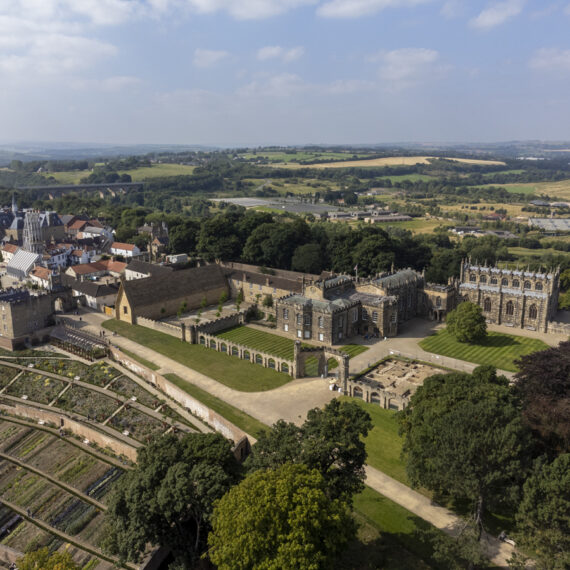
[478,335,520,348]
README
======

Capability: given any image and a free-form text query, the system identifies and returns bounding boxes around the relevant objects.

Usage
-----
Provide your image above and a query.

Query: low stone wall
[109,347,256,445]
[196,331,294,376]
[137,317,184,339]
[0,400,139,461]
[193,313,244,336]
[547,320,570,335]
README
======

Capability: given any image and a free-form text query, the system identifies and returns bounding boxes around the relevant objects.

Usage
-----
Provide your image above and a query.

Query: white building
[110,242,140,258]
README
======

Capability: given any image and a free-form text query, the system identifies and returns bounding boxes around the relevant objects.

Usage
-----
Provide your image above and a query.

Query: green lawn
[419,329,548,372]
[214,325,368,375]
[164,373,269,439]
[116,346,160,371]
[102,320,291,391]
[340,397,408,484]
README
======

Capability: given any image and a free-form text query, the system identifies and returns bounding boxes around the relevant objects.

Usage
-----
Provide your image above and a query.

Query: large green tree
[207,463,354,570]
[103,433,241,566]
[398,366,531,539]
[516,454,570,570]
[446,301,487,343]
[514,341,570,455]
[246,398,372,502]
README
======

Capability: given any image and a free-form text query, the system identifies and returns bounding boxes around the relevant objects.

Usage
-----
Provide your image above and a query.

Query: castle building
[458,260,560,333]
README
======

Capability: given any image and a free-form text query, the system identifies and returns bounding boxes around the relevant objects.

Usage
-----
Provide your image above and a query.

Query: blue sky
[1,0,569,146]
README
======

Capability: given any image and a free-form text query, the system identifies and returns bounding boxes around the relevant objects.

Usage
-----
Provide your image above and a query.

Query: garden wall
[547,320,570,335]
[137,317,184,340]
[0,400,139,461]
[109,347,256,445]
[193,313,244,336]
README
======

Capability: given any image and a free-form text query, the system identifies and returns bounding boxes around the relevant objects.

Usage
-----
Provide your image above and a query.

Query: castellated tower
[23,211,44,254]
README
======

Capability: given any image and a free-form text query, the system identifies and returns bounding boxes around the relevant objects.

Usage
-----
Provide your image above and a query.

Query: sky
[1,0,569,146]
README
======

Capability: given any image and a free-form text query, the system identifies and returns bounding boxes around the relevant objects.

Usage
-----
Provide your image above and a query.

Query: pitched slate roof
[62,275,119,298]
[126,259,173,277]
[122,264,227,310]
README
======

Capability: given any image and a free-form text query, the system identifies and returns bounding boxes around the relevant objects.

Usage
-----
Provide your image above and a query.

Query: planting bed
[5,373,66,405]
[108,375,158,409]
[160,404,192,427]
[0,365,19,389]
[79,362,121,388]
[33,358,89,379]
[56,386,119,422]
[108,406,168,442]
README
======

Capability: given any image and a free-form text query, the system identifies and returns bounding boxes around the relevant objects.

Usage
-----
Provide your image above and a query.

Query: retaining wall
[547,320,570,335]
[0,400,139,461]
[109,347,256,445]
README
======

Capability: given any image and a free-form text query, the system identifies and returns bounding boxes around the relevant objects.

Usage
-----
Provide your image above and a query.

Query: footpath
[68,311,516,567]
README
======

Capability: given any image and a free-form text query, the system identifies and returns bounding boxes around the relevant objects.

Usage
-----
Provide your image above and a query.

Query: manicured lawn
[419,329,549,372]
[352,487,438,569]
[215,325,368,367]
[164,373,269,439]
[102,320,291,392]
[116,346,160,371]
[340,397,408,485]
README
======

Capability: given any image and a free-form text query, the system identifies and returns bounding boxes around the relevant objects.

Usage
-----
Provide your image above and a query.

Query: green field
[41,163,196,185]
[240,151,371,163]
[419,329,548,372]
[371,218,445,235]
[164,373,269,438]
[341,397,408,484]
[384,173,435,183]
[102,320,292,391]
[508,246,570,259]
[214,326,368,374]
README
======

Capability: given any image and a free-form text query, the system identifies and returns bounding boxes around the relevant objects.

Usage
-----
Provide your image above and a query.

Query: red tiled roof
[31,266,52,280]
[97,259,127,273]
[68,263,104,275]
[111,242,136,251]
[2,244,19,254]
[69,220,88,230]
[88,219,104,228]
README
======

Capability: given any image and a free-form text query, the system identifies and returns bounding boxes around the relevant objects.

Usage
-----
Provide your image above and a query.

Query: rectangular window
[318,332,324,341]
[304,330,311,339]
[297,329,302,338]
[304,314,311,326]
[338,316,343,327]
[318,316,324,328]
[259,284,262,290]
[352,308,358,322]
[123,306,128,314]
[362,309,368,321]
[284,324,289,332]
[273,287,276,294]
[391,313,397,323]
[296,314,302,325]
[283,308,289,320]
[372,311,378,323]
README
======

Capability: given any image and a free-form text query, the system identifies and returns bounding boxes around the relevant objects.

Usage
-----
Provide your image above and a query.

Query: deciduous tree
[103,433,241,566]
[17,547,80,570]
[446,301,487,343]
[207,463,354,570]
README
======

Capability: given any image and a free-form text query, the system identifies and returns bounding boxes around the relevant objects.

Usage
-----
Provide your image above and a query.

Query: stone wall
[547,320,570,335]
[195,332,293,376]
[109,347,256,444]
[137,316,184,339]
[0,400,139,461]
[193,313,244,335]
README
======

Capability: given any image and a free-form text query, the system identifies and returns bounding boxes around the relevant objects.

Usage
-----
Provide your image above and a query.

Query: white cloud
[257,45,304,62]
[317,0,431,19]
[469,0,525,30]
[440,0,466,19]
[370,48,440,87]
[529,48,570,73]
[72,75,142,91]
[326,79,375,94]
[237,72,307,97]
[184,0,317,20]
[193,48,231,68]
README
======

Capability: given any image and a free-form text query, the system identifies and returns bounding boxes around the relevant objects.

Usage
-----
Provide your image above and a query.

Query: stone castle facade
[458,260,561,333]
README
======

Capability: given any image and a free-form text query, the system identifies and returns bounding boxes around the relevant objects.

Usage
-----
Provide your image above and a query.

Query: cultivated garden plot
[0,423,29,449]
[0,365,20,389]
[2,429,52,461]
[32,358,90,379]
[159,404,192,427]
[78,362,121,388]
[108,406,168,442]
[5,373,66,405]
[56,386,119,422]
[108,375,159,409]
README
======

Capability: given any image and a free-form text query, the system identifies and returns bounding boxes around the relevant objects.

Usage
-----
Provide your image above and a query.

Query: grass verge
[116,346,160,371]
[103,320,291,392]
[419,329,549,372]
[164,373,269,439]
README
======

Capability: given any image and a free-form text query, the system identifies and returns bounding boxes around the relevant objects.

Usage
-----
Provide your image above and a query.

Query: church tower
[23,211,44,254]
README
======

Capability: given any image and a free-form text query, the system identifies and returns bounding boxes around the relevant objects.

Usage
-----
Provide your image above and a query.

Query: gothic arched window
[506,300,514,316]
[512,279,520,288]
[490,277,497,285]
[501,278,508,286]
[480,275,487,284]
[529,305,537,319]
[524,281,531,289]
[483,298,492,312]
[470,274,476,282]
[535,282,543,291]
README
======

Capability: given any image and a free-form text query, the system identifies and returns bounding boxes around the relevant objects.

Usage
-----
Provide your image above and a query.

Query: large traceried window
[528,304,537,319]
[483,298,492,312]
[505,301,514,316]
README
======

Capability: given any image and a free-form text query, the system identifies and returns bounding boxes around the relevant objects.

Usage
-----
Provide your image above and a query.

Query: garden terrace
[5,373,66,405]
[107,406,170,443]
[0,366,20,389]
[108,375,159,409]
[55,385,119,422]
